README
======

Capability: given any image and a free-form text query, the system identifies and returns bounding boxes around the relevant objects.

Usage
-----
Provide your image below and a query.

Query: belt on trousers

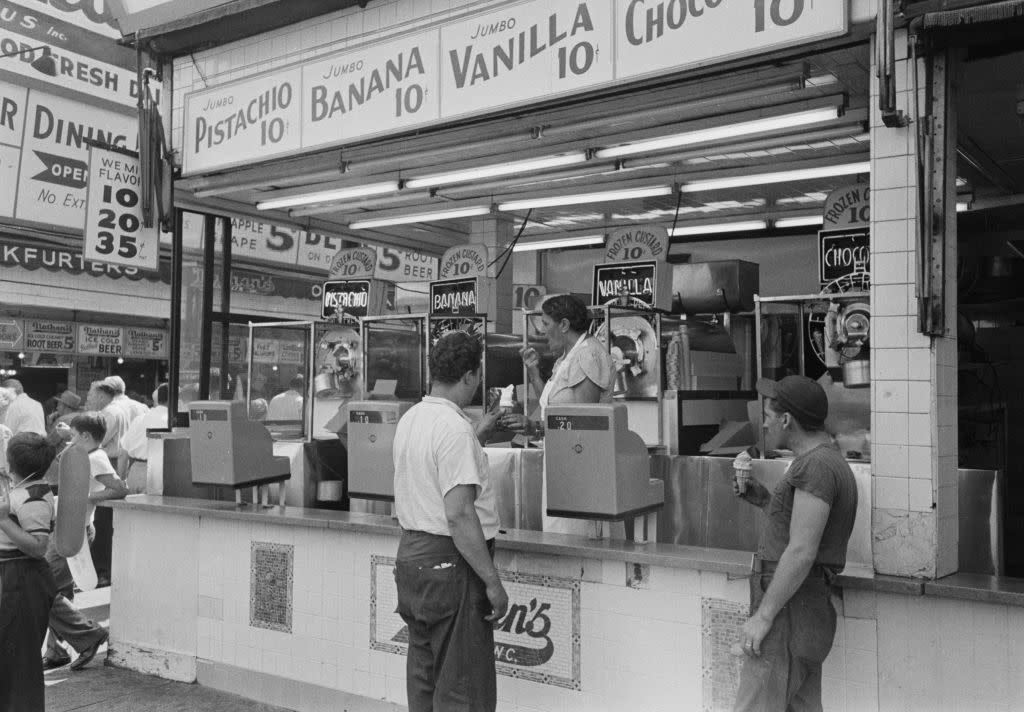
[752,557,838,579]
[128,457,147,465]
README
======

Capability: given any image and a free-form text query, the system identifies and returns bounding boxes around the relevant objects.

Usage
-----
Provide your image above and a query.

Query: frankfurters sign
[818,229,870,285]
[181,0,846,175]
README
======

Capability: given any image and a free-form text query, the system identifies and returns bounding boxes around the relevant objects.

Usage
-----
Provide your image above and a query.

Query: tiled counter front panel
[114,508,878,712]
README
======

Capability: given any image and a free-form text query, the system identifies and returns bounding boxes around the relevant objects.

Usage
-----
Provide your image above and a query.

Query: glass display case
[246,321,314,441]
[360,315,427,400]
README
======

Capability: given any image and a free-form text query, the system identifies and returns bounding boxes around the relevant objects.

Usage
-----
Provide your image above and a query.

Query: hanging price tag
[83,146,159,270]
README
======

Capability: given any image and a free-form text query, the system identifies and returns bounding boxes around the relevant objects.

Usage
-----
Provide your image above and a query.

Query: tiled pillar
[869,31,958,579]
[470,215,515,333]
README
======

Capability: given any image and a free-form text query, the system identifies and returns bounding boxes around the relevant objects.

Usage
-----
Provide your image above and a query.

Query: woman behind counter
[500,294,616,534]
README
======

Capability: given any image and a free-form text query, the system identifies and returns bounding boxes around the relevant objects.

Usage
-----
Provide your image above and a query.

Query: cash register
[188,400,292,507]
[346,400,413,501]
[545,402,664,541]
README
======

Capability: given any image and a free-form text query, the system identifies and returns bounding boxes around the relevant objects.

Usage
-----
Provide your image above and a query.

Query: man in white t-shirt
[1,379,46,436]
[118,383,168,492]
[392,331,507,712]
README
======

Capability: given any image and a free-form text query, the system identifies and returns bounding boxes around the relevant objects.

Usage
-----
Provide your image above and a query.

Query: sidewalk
[44,587,292,712]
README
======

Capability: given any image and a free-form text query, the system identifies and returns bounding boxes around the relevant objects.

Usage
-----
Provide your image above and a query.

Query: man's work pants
[734,568,837,712]
[394,530,496,712]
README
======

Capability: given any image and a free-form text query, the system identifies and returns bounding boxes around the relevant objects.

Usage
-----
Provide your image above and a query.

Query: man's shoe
[70,631,108,670]
[42,655,72,670]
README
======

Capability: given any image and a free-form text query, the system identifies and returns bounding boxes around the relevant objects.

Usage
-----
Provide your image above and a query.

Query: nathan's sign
[592,259,672,310]
[180,0,846,176]
[0,1,148,108]
[604,224,667,262]
[430,277,489,316]
[76,323,122,356]
[371,556,581,690]
[123,326,167,359]
[24,319,75,352]
[818,229,870,285]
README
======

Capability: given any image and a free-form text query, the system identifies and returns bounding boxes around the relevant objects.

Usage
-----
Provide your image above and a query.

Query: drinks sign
[24,319,75,352]
[371,556,581,690]
[123,326,167,359]
[76,324,123,356]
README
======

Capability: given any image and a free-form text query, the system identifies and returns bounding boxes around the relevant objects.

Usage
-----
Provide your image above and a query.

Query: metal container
[671,260,759,314]
[842,358,871,388]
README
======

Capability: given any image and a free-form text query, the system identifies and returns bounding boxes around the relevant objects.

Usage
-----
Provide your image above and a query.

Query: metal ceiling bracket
[917,50,948,336]
[877,0,910,128]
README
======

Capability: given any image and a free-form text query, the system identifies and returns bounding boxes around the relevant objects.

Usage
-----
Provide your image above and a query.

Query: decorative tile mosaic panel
[701,597,750,712]
[370,555,581,690]
[249,541,294,633]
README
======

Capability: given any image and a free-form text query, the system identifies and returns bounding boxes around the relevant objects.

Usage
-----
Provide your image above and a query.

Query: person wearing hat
[47,391,83,433]
[733,375,858,712]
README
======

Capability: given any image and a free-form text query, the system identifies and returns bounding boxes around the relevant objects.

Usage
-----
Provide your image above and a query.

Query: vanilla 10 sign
[83,146,160,270]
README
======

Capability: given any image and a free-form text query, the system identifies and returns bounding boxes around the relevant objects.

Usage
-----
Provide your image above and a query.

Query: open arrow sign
[0,319,24,349]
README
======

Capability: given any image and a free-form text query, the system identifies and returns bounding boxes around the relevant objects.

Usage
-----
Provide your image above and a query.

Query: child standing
[69,413,129,538]
[0,432,59,711]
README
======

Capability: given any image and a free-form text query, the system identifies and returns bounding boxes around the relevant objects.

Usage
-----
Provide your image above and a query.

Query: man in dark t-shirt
[733,375,858,712]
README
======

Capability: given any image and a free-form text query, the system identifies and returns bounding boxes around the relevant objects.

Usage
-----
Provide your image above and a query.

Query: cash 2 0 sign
[83,146,160,270]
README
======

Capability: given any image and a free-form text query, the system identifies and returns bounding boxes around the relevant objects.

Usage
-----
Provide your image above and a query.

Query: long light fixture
[680,161,869,193]
[595,107,841,159]
[498,186,673,212]
[257,181,400,211]
[405,152,589,189]
[349,205,491,230]
[670,220,768,237]
[774,215,824,229]
[512,235,606,252]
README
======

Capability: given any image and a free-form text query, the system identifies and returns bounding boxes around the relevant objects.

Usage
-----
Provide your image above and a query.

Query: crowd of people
[0,374,169,706]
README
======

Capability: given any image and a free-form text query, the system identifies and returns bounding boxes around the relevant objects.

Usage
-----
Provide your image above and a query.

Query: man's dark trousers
[395,530,497,712]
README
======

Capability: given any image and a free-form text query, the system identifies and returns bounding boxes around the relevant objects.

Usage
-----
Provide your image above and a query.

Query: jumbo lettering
[309,47,426,122]
[448,3,595,88]
[193,83,293,153]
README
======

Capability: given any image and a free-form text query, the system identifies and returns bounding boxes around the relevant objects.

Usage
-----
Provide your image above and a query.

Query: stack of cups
[733,450,753,494]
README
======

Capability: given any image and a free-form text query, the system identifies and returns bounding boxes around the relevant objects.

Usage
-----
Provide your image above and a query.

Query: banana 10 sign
[83,145,160,270]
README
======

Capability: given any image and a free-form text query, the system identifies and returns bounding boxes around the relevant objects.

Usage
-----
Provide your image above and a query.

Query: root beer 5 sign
[371,556,581,689]
[182,0,845,175]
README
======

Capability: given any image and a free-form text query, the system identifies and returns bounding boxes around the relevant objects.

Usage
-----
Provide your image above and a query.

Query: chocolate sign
[818,229,870,285]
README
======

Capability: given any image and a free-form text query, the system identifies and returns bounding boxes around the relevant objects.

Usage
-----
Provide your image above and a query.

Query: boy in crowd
[69,413,128,547]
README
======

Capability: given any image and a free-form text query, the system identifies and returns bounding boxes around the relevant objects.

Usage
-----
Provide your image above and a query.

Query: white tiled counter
[107,496,881,712]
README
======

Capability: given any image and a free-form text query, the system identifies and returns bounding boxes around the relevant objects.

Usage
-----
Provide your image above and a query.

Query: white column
[869,30,958,578]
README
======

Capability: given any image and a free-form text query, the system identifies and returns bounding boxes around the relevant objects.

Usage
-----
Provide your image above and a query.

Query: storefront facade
[98,0,1024,710]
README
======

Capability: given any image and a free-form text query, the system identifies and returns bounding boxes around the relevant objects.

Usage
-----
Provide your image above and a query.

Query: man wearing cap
[47,391,83,433]
[733,375,858,712]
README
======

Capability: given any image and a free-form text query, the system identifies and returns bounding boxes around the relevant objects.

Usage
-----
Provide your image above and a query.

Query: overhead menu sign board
[181,0,847,175]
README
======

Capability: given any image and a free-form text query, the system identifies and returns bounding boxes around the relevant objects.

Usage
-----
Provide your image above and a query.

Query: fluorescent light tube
[257,181,400,211]
[405,153,588,189]
[512,235,606,252]
[680,162,869,193]
[774,215,824,229]
[498,186,673,212]
[595,107,841,159]
[956,202,970,213]
[670,220,767,237]
[349,206,491,229]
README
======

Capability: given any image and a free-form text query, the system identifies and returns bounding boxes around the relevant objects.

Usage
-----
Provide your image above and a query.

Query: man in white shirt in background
[102,376,148,422]
[1,379,46,436]
[392,331,506,712]
[119,383,168,492]
[267,374,305,423]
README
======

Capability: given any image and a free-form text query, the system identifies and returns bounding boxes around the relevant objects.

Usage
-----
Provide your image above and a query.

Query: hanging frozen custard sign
[604,224,668,262]
[328,247,377,279]
[302,31,439,149]
[184,68,302,174]
[439,243,488,278]
[614,0,846,81]
[439,0,614,117]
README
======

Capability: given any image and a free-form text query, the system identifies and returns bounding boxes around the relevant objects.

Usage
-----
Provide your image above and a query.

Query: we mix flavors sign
[182,0,846,174]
